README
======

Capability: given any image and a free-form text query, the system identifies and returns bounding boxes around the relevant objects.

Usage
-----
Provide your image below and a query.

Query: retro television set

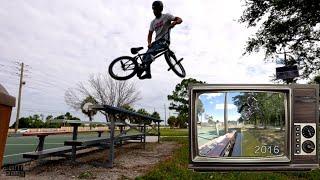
[189,84,319,171]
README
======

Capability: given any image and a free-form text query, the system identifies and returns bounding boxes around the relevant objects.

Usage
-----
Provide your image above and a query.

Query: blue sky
[199,92,241,122]
[1,0,296,125]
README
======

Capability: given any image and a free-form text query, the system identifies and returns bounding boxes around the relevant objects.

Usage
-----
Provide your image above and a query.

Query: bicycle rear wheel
[108,56,138,80]
[164,50,186,78]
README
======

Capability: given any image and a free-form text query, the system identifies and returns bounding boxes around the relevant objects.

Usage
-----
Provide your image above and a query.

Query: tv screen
[196,91,287,159]
[189,84,319,171]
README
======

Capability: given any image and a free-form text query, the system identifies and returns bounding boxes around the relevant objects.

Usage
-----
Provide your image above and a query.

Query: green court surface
[2,130,140,166]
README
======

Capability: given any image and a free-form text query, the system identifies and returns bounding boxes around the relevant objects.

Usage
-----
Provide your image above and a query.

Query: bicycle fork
[167,58,184,71]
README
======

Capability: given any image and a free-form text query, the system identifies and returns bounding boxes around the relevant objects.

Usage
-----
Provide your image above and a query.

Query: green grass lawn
[160,128,188,137]
[137,137,320,180]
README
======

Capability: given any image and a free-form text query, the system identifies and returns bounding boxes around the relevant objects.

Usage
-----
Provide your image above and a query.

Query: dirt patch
[1,141,179,180]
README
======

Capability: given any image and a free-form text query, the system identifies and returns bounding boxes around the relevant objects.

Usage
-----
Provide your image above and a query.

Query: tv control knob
[302,125,315,138]
[302,140,315,153]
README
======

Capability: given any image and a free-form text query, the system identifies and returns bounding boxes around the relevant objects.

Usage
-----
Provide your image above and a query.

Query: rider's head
[152,1,163,18]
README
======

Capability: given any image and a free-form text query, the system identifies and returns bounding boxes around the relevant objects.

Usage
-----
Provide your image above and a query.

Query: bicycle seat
[131,47,144,54]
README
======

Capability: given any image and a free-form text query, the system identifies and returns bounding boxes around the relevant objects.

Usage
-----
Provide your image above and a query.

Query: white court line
[4,152,30,157]
[6,143,64,146]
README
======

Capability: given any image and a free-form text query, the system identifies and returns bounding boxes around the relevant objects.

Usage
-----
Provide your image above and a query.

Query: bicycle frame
[134,46,170,64]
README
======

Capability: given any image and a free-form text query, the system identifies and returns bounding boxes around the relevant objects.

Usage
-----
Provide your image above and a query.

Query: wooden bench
[199,131,237,157]
[64,133,144,147]
[65,137,110,147]
[21,129,107,160]
[23,146,84,159]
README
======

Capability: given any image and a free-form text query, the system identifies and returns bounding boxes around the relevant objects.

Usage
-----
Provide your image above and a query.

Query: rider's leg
[142,40,167,64]
[139,40,168,79]
[142,43,158,65]
[138,44,157,78]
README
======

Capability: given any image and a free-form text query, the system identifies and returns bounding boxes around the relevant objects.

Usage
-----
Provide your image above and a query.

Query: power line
[22,107,79,114]
[28,79,69,91]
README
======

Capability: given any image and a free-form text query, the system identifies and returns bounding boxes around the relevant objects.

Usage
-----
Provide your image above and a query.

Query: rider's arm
[171,17,183,27]
[147,31,153,48]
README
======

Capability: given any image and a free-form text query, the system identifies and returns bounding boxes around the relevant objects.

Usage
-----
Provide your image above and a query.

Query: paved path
[146,136,188,142]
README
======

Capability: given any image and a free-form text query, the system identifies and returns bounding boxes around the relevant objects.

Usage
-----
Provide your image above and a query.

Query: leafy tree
[167,116,177,128]
[310,75,320,84]
[208,118,214,125]
[46,115,53,121]
[136,108,150,116]
[11,115,45,128]
[121,104,136,112]
[168,78,205,127]
[233,92,285,129]
[119,104,137,123]
[196,99,205,123]
[151,111,160,119]
[137,108,152,125]
[207,115,214,124]
[54,115,65,120]
[240,0,320,79]
[176,114,188,128]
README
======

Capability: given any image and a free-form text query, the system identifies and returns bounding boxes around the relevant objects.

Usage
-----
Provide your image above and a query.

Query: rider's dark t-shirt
[149,13,175,41]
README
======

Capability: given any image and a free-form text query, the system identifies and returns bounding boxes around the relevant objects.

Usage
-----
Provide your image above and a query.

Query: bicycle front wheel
[108,56,138,80]
[164,50,186,78]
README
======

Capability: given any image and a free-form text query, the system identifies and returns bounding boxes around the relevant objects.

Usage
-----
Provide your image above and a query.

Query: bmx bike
[108,28,186,80]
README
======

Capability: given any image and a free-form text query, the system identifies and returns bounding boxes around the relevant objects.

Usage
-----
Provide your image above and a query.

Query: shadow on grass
[137,137,320,180]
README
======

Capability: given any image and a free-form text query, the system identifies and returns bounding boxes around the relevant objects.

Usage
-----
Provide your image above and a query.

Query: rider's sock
[139,73,152,79]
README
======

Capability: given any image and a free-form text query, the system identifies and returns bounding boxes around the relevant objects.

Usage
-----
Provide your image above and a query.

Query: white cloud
[201,93,223,101]
[215,104,237,110]
[0,0,282,125]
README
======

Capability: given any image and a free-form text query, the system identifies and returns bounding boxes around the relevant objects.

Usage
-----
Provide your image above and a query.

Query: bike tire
[108,56,138,80]
[164,50,186,78]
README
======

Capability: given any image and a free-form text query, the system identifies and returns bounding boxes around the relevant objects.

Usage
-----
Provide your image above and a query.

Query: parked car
[17,128,30,133]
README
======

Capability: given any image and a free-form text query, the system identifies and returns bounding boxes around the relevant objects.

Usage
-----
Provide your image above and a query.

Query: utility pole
[15,62,25,133]
[164,104,167,127]
[224,92,228,134]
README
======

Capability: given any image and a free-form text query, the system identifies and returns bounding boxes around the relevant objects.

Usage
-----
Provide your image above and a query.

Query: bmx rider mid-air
[138,1,183,79]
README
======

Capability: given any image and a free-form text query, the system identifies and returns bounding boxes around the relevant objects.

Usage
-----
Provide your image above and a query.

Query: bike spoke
[113,60,135,76]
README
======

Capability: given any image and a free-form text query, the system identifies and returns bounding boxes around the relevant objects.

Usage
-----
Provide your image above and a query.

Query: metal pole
[164,104,167,127]
[224,93,228,134]
[37,135,45,151]
[15,62,24,133]
[107,114,115,168]
[157,121,160,143]
[71,124,78,162]
[143,123,146,144]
